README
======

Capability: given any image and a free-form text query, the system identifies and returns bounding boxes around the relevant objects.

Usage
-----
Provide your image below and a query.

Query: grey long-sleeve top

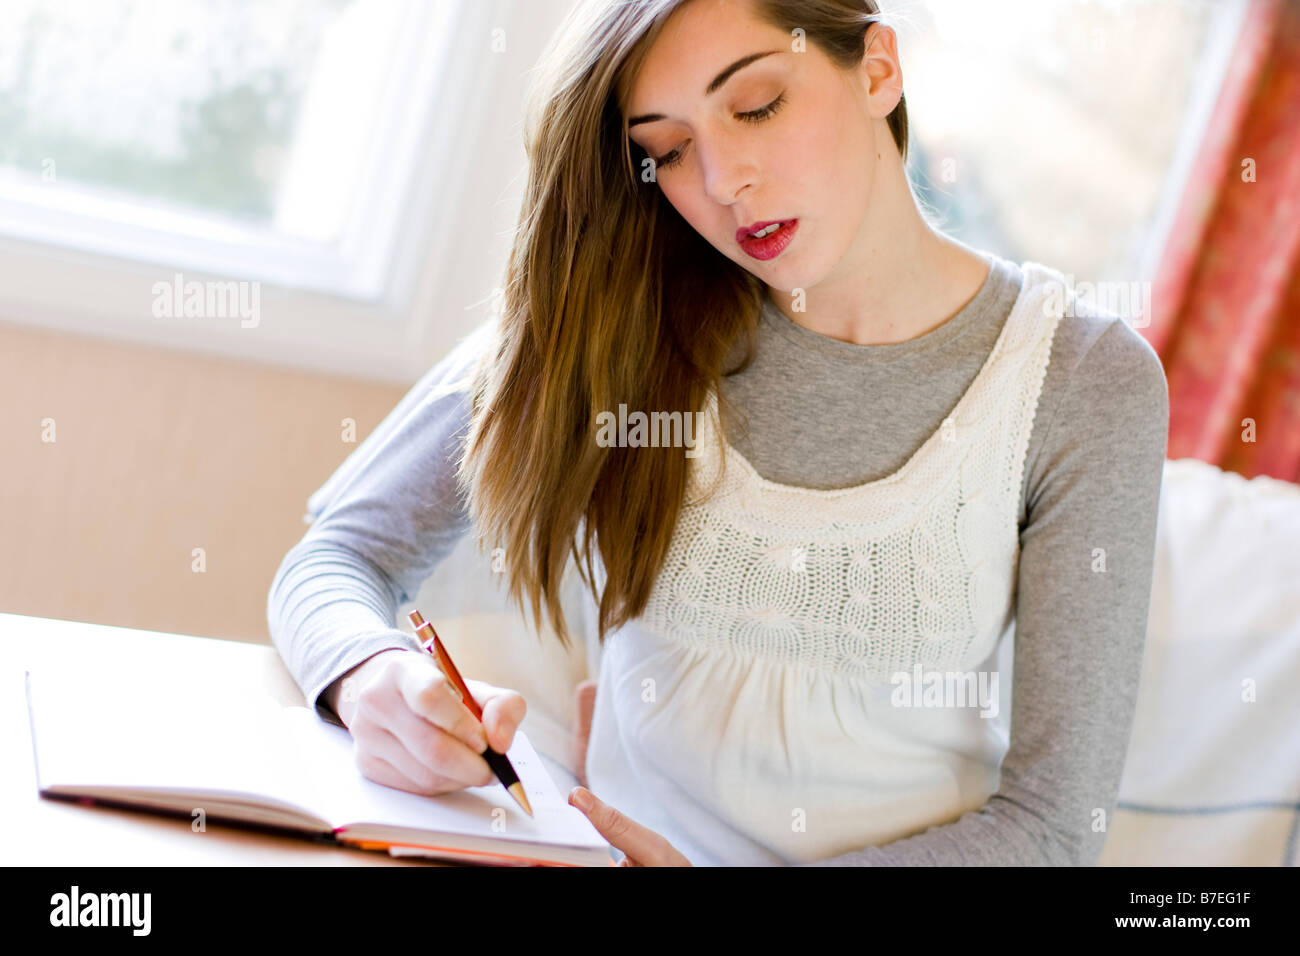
[266,249,1170,866]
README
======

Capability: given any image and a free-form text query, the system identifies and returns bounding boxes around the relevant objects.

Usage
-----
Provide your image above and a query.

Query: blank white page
[280,705,607,849]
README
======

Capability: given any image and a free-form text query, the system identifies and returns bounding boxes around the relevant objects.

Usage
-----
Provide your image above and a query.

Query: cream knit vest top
[637,261,1065,683]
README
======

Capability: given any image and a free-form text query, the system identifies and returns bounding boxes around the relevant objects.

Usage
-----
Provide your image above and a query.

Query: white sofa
[1097,458,1300,866]
[407,457,1300,866]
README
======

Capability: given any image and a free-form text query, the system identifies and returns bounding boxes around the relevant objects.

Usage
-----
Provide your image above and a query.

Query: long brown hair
[455,0,910,650]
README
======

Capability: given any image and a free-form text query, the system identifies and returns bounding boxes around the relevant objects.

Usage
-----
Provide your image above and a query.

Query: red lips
[736,219,799,261]
[735,219,789,243]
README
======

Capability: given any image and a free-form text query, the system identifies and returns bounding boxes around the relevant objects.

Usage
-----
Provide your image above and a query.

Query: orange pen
[408,609,533,817]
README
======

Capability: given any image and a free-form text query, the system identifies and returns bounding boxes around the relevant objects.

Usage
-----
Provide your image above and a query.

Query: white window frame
[0,0,553,385]
[1135,0,1252,284]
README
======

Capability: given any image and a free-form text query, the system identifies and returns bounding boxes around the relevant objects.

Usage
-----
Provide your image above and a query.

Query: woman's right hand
[328,648,527,797]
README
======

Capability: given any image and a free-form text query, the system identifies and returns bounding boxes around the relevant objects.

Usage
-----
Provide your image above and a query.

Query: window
[897,0,1248,318]
[0,1,1246,377]
[0,0,569,384]
[0,0,465,300]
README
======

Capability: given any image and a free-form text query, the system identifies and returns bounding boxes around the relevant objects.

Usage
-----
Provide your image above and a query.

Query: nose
[699,135,756,207]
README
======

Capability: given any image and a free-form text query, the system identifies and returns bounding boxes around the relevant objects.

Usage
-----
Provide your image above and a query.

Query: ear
[861,21,904,119]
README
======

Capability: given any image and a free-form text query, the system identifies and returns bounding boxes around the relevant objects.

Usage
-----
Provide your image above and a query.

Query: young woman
[269,0,1170,867]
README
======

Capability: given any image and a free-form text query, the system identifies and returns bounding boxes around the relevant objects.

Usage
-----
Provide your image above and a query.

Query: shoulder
[1018,266,1169,511]
[1057,316,1166,417]
[1022,264,1168,432]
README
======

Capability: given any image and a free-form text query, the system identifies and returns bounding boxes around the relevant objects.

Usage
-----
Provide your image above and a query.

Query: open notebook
[24,668,612,866]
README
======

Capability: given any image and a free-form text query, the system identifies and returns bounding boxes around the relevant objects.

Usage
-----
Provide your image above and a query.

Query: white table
[2,611,459,865]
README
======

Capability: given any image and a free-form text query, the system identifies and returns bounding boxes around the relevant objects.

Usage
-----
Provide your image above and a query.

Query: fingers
[569,787,683,867]
[354,704,493,791]
[391,658,490,753]
[351,656,489,792]
[345,651,531,798]
[465,679,527,753]
[354,748,429,796]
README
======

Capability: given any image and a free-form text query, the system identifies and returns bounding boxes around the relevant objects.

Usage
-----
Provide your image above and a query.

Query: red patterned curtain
[1146,0,1300,482]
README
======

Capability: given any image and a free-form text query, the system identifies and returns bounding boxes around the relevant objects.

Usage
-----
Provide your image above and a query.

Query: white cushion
[1100,458,1300,865]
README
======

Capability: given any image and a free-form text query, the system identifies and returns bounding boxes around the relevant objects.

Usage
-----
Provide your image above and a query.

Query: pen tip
[508,782,533,817]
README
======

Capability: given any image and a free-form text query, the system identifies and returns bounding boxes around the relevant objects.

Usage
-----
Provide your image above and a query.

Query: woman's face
[623,0,902,293]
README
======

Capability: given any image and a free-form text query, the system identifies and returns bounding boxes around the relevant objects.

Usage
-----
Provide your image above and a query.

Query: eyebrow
[627,49,781,128]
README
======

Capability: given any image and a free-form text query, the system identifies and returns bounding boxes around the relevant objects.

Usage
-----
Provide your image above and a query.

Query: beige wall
[1,318,410,645]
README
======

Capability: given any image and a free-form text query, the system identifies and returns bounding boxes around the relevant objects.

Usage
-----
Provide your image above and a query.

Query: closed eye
[651,91,787,172]
[735,90,786,125]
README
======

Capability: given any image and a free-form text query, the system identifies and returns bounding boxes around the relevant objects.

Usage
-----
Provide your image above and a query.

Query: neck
[768,185,990,347]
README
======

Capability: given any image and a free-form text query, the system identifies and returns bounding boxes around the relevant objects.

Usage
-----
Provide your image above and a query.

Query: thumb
[463,679,527,753]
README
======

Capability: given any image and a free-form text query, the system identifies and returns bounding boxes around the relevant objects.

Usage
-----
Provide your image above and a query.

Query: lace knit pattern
[637,263,1065,683]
